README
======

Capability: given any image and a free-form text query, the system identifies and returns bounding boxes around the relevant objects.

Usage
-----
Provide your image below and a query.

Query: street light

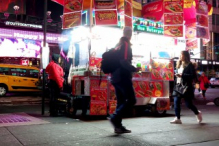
[13,5,19,21]
[47,11,53,23]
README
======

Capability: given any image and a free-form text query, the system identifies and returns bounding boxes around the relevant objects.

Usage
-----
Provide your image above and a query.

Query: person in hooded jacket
[46,54,64,116]
[109,27,140,134]
[198,72,210,100]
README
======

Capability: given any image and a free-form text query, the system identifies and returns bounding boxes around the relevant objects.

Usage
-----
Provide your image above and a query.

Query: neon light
[0,28,68,43]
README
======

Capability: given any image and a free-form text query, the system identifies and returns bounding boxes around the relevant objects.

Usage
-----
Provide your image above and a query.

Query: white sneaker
[196,111,202,123]
[170,117,182,124]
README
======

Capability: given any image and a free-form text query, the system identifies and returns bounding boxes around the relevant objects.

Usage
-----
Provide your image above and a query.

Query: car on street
[209,77,219,88]
[0,64,41,96]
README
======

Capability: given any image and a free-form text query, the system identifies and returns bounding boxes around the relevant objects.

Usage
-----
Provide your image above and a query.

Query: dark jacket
[173,62,196,98]
[111,39,136,83]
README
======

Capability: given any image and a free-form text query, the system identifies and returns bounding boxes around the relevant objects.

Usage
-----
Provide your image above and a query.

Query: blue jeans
[174,96,199,119]
[111,79,136,128]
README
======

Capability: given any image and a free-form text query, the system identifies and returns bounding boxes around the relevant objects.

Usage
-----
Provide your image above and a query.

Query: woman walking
[170,51,202,124]
[199,72,210,100]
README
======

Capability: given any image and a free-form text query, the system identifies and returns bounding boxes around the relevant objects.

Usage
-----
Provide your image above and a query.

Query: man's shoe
[170,117,182,124]
[114,126,131,134]
[196,111,202,123]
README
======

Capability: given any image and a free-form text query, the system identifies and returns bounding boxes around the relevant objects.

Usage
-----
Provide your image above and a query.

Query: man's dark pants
[49,80,60,116]
[111,79,136,128]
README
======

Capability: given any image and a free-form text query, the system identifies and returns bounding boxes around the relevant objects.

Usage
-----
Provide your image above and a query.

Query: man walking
[110,27,140,134]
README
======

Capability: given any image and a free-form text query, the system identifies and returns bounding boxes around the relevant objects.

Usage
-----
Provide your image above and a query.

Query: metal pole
[42,0,48,115]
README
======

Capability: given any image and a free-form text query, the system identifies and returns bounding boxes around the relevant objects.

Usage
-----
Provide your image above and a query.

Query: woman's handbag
[173,79,188,95]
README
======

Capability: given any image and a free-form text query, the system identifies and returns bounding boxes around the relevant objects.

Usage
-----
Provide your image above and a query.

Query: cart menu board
[90,101,107,115]
[151,59,174,81]
[109,100,117,114]
[196,1,209,39]
[90,79,108,115]
[163,0,183,37]
[133,81,163,97]
[109,83,117,114]
[94,0,117,9]
[62,0,83,29]
[64,0,83,13]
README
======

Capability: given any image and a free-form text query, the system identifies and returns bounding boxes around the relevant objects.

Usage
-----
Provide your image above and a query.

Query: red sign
[164,25,183,37]
[64,0,83,13]
[164,1,183,13]
[52,0,64,5]
[151,59,174,81]
[124,0,132,17]
[109,100,117,114]
[62,12,82,29]
[125,16,132,27]
[94,0,116,9]
[90,89,107,101]
[89,57,102,71]
[95,10,118,25]
[164,13,183,25]
[142,0,163,14]
[196,14,209,27]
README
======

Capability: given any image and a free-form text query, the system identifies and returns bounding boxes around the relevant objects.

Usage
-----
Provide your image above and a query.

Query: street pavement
[0,104,219,146]
[0,88,219,146]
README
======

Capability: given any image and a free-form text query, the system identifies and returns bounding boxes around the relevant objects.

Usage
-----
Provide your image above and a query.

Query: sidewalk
[0,104,219,146]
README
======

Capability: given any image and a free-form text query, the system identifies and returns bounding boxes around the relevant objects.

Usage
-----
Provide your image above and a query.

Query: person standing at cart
[171,51,202,124]
[109,26,140,134]
[46,54,64,116]
[199,72,210,100]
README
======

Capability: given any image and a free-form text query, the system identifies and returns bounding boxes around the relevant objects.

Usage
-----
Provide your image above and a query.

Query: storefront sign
[133,17,163,35]
[62,12,82,29]
[0,28,68,43]
[94,0,116,9]
[186,39,198,50]
[94,10,118,25]
[5,21,42,29]
[64,0,83,13]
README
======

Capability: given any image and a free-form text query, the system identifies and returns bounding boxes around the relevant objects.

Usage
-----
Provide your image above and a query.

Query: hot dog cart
[64,0,176,117]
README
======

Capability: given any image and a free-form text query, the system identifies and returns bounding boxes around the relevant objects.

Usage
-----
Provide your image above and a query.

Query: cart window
[29,70,39,78]
[10,68,27,77]
[0,67,9,75]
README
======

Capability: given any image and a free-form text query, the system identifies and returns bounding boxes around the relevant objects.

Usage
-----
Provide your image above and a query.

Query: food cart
[63,0,176,116]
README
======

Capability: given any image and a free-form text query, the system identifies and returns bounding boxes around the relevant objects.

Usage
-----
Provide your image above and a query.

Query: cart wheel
[214,98,219,106]
[151,104,167,116]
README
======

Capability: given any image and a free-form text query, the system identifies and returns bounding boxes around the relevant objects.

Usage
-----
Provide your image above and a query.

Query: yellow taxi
[0,64,40,96]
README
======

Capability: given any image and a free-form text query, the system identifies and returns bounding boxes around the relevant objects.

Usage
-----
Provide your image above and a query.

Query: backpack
[101,47,121,74]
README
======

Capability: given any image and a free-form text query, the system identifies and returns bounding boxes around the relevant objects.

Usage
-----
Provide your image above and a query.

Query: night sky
[27,0,63,22]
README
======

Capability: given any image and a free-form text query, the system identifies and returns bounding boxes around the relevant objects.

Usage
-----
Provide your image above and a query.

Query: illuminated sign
[202,60,207,64]
[5,21,42,29]
[133,17,163,35]
[0,28,68,43]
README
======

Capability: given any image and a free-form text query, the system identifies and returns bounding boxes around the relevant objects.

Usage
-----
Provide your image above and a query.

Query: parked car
[209,77,219,88]
[0,64,40,96]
